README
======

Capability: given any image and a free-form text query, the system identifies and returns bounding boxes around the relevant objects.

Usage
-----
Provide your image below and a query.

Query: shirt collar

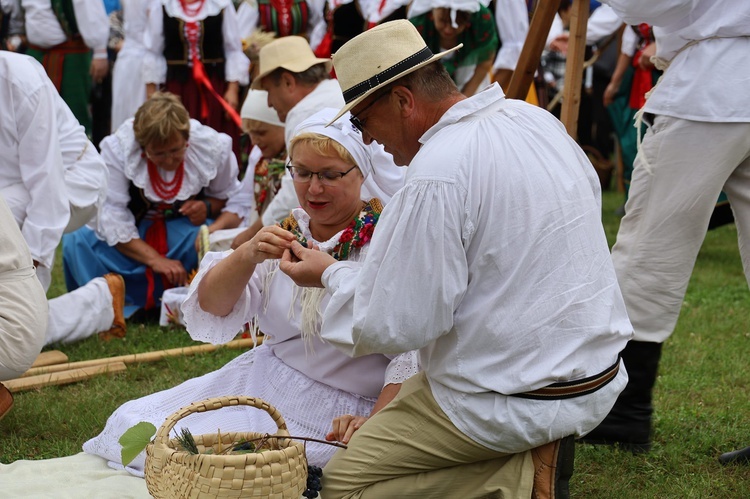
[419,83,506,145]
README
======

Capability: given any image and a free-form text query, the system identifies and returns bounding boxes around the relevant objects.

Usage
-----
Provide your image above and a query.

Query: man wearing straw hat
[281,19,632,497]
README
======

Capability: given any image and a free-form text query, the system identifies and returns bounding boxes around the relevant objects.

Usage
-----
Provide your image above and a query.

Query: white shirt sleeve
[586,4,623,45]
[221,4,251,84]
[204,134,243,199]
[321,179,467,357]
[142,0,167,85]
[73,0,110,55]
[16,72,69,269]
[236,1,259,40]
[600,0,698,27]
[620,25,638,57]
[384,350,420,386]
[95,134,140,245]
[492,0,529,71]
[306,0,327,51]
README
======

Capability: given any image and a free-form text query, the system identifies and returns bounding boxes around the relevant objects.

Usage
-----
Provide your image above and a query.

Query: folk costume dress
[21,0,109,136]
[62,119,242,315]
[236,0,327,52]
[82,200,417,475]
[143,0,250,157]
[409,4,498,93]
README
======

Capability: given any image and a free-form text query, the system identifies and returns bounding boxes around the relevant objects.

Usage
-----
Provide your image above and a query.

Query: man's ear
[391,85,415,118]
[280,71,295,90]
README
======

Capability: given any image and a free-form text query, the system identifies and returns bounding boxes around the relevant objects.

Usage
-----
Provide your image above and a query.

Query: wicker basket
[145,396,307,498]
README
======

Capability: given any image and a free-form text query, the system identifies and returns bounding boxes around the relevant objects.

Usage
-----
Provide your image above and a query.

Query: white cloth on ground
[320,83,632,453]
[0,453,150,498]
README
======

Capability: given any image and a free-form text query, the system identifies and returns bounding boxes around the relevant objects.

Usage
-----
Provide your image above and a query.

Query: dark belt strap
[511,357,621,401]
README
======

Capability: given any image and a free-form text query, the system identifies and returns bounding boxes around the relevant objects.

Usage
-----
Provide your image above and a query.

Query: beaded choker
[278,198,383,261]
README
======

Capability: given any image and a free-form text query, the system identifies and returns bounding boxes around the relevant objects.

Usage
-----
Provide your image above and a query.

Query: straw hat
[329,20,462,123]
[251,36,332,89]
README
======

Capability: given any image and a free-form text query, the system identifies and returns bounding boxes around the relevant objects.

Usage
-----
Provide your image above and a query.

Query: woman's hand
[241,225,296,264]
[326,414,368,444]
[180,199,209,225]
[150,256,189,286]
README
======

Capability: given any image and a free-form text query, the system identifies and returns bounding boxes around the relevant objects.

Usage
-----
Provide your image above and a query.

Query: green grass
[2,190,750,497]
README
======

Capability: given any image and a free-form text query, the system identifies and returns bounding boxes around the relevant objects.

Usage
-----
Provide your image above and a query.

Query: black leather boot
[718,445,750,465]
[578,340,663,453]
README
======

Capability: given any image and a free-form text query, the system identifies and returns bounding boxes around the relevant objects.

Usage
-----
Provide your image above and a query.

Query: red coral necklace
[147,159,185,200]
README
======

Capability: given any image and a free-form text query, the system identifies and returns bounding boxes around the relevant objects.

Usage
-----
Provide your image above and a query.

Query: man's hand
[279,241,336,288]
[90,58,109,84]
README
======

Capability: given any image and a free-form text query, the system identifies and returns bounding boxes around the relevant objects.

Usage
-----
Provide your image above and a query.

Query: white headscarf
[408,0,488,27]
[291,108,405,204]
[240,89,284,127]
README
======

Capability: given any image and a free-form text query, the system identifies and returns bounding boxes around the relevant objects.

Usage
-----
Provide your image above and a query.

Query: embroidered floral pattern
[278,198,383,261]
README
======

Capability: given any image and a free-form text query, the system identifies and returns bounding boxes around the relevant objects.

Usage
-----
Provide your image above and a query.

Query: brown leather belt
[511,357,621,400]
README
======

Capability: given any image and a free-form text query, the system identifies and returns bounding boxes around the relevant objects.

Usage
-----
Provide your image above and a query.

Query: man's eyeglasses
[349,89,391,133]
[145,142,189,160]
[287,164,359,186]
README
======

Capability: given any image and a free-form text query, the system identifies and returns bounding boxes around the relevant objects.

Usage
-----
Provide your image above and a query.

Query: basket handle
[153,396,289,445]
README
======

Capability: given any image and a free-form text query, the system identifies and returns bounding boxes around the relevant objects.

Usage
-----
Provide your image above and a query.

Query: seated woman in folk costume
[201,89,288,251]
[143,0,250,160]
[81,107,415,475]
[63,92,242,317]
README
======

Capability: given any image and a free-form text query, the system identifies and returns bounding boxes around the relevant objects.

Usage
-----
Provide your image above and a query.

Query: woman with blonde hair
[63,92,242,315]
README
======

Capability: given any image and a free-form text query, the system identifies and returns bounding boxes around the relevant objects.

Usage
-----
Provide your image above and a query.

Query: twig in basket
[219,433,348,455]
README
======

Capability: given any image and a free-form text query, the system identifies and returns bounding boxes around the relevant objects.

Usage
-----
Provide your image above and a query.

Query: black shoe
[578,341,663,454]
[718,445,750,465]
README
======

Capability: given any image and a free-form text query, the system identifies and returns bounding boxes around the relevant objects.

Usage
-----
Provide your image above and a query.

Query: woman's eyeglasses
[287,164,359,186]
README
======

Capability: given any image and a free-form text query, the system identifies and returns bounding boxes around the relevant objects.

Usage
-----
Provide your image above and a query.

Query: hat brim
[327,44,462,126]
[251,59,334,89]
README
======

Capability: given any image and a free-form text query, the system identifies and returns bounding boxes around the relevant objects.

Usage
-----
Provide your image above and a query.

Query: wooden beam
[560,0,590,139]
[20,337,261,377]
[5,362,127,393]
[506,0,561,100]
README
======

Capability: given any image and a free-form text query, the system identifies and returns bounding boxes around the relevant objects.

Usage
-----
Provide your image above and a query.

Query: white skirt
[83,345,376,476]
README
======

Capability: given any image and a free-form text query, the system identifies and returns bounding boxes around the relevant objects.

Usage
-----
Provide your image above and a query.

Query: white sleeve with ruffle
[384,351,420,386]
[142,0,167,85]
[95,133,140,245]
[222,4,251,84]
[182,250,266,344]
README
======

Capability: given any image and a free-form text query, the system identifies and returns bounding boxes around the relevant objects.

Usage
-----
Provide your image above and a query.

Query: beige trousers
[322,372,534,499]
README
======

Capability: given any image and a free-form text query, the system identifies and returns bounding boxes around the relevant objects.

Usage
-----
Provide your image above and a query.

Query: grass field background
[1,189,749,497]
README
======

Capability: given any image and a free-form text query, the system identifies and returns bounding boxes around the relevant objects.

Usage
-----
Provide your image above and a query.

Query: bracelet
[204,200,212,218]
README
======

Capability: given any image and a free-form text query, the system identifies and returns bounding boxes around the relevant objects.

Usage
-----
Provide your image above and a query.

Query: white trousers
[612,116,750,343]
[46,277,114,346]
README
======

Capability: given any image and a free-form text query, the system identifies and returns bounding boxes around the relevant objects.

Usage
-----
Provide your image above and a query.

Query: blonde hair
[289,132,357,166]
[133,92,191,147]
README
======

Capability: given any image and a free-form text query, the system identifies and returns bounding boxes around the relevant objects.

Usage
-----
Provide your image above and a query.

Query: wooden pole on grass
[5,362,128,393]
[559,0,590,139]
[20,337,261,378]
[505,0,561,100]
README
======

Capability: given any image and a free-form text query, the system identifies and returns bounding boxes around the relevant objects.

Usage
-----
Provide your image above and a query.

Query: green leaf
[119,422,157,466]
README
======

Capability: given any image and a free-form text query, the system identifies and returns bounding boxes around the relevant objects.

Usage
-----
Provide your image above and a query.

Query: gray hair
[268,63,330,87]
